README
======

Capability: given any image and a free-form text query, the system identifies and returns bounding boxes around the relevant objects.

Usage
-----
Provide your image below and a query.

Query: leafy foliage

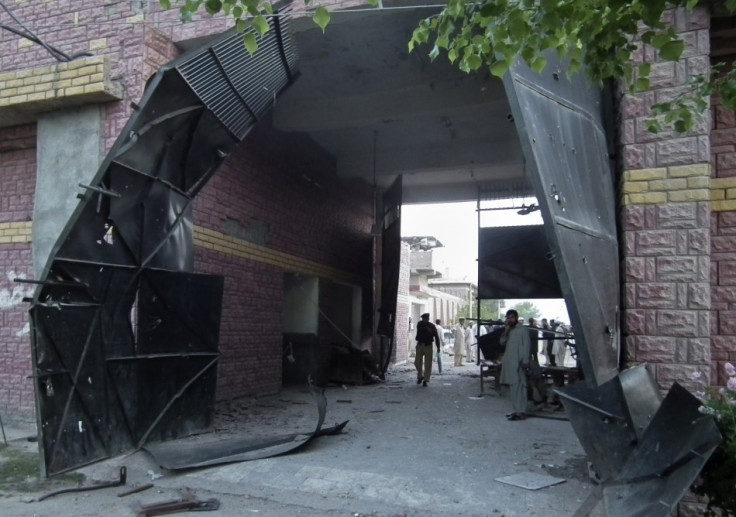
[162,0,736,134]
[408,0,736,133]
[691,365,736,515]
[462,299,504,321]
[508,301,541,321]
[408,0,693,82]
[161,0,284,54]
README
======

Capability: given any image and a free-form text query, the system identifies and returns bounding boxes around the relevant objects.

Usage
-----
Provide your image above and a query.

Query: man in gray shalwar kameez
[499,309,531,420]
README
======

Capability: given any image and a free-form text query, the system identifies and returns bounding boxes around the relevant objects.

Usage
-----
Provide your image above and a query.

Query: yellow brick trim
[0,56,123,127]
[712,189,726,201]
[625,192,668,204]
[621,164,711,206]
[668,189,709,202]
[193,226,368,286]
[0,221,33,244]
[713,199,736,212]
[668,164,710,178]
[709,176,736,211]
[89,38,108,51]
[711,178,736,190]
[624,168,668,182]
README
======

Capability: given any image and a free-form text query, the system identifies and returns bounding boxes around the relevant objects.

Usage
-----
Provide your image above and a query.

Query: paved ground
[0,360,597,516]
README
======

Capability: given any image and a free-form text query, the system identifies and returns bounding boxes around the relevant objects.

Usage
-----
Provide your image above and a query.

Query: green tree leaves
[313,6,330,33]
[161,0,334,55]
[407,0,735,134]
[159,0,736,135]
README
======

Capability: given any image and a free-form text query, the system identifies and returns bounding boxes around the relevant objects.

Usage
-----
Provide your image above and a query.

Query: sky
[401,201,570,323]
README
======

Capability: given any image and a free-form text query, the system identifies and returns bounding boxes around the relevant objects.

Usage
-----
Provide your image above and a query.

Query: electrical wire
[0,0,92,61]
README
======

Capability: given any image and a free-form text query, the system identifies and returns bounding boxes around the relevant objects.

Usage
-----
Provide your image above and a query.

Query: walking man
[415,313,440,387]
[500,309,531,420]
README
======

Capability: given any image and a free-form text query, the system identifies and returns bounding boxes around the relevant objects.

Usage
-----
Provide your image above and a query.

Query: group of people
[413,311,573,420]
[448,317,485,366]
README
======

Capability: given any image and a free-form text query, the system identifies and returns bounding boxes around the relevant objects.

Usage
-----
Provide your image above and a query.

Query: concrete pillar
[34,105,103,278]
[394,241,411,364]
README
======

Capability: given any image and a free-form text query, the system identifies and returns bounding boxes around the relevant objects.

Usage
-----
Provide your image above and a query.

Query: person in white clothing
[469,322,486,363]
[452,318,466,366]
[552,321,567,366]
[464,323,473,362]
[435,319,446,348]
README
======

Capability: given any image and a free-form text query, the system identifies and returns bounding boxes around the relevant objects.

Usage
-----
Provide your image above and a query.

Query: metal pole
[0,410,8,446]
[476,187,481,364]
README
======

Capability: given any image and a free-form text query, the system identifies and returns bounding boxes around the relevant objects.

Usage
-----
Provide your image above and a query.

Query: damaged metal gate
[376,175,402,375]
[29,18,299,476]
[503,54,720,515]
[503,57,619,387]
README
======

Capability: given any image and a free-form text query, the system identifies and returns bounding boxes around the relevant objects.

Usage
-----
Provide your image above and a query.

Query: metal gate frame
[29,17,299,476]
[376,175,402,375]
[503,53,720,516]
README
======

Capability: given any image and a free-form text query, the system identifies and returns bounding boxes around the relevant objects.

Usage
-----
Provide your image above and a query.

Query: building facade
[0,1,375,422]
[0,1,735,435]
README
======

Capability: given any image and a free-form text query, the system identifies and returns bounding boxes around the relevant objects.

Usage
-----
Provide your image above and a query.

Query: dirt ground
[0,360,597,517]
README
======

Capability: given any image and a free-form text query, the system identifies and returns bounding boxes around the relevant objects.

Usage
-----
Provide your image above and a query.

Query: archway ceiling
[271,8,526,203]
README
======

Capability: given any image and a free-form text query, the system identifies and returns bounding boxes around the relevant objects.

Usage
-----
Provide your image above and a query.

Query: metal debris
[135,489,219,516]
[144,385,347,470]
[494,472,566,490]
[37,466,127,501]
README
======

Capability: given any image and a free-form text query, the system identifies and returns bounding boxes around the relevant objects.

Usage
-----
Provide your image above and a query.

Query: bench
[479,362,582,396]
[540,365,582,387]
[479,359,502,395]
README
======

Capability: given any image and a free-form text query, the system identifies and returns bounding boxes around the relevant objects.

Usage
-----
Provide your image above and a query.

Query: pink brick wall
[193,124,373,399]
[710,45,736,385]
[619,6,712,390]
[712,93,736,178]
[0,125,37,420]
[194,248,283,400]
[195,124,374,278]
[1,3,374,409]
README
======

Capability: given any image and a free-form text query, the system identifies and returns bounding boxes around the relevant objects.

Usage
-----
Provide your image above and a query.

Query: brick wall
[192,123,373,399]
[0,2,374,410]
[194,248,283,400]
[0,56,123,128]
[710,42,736,386]
[0,125,37,421]
[619,6,712,390]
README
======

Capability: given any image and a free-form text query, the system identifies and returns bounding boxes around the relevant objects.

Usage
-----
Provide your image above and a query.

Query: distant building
[428,279,478,322]
[403,236,465,329]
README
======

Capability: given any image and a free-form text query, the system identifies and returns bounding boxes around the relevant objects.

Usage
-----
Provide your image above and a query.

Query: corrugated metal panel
[30,15,299,476]
[177,17,298,139]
